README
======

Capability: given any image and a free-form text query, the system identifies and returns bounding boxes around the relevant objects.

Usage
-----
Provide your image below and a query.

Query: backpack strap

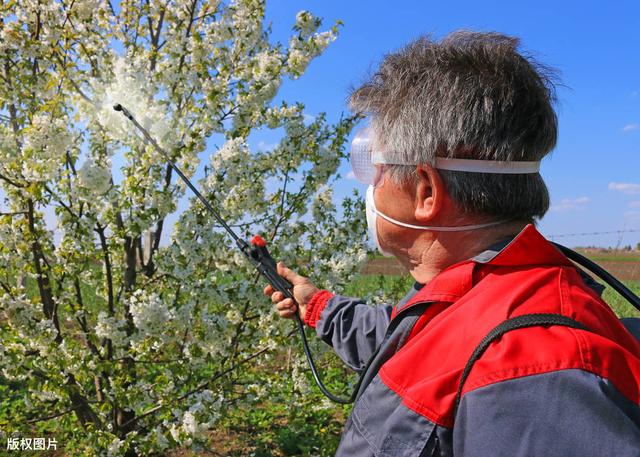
[453,313,589,416]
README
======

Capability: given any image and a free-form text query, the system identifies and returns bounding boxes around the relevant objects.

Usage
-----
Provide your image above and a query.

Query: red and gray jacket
[304,224,640,456]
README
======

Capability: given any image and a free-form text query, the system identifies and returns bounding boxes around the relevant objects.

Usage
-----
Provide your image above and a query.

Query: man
[264,32,640,456]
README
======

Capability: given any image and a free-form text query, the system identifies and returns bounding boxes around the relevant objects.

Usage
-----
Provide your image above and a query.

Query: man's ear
[414,165,444,222]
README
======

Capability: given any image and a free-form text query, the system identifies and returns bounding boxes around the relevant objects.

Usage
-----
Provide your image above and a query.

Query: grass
[603,281,640,318]
[343,274,415,299]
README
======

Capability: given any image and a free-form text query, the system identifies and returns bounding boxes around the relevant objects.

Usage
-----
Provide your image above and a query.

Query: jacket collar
[398,224,572,312]
[472,223,573,267]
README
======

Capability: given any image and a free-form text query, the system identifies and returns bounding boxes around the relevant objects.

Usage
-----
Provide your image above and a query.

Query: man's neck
[404,221,528,284]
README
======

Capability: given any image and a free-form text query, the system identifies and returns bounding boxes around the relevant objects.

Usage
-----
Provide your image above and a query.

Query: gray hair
[349,31,558,222]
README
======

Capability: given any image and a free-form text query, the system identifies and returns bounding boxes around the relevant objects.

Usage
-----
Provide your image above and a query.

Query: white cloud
[629,201,640,209]
[346,170,356,180]
[609,182,640,195]
[551,196,590,212]
[624,210,640,221]
[621,123,639,132]
[257,140,278,151]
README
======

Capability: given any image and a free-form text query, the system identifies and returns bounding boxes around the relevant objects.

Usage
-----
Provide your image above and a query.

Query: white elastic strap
[370,151,398,165]
[372,207,506,232]
[371,152,540,174]
[434,158,540,174]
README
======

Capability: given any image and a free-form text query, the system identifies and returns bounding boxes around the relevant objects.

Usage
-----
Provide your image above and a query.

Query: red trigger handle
[249,234,294,294]
[250,235,267,247]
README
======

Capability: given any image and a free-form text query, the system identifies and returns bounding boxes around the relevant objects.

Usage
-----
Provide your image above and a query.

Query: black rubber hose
[553,243,640,311]
[293,313,356,404]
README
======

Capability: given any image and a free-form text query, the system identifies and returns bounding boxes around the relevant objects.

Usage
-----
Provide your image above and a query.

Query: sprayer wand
[113,104,354,404]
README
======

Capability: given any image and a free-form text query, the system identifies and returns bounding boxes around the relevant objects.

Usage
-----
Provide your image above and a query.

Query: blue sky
[4,1,637,248]
[259,0,640,248]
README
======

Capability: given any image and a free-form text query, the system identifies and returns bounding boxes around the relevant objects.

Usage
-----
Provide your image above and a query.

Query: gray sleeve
[454,369,640,457]
[622,318,640,341]
[315,295,392,372]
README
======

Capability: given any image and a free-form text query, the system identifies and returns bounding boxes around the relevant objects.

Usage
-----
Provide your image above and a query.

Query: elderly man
[264,32,640,456]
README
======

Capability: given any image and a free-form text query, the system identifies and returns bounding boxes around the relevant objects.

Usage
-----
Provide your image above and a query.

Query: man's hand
[263,262,319,319]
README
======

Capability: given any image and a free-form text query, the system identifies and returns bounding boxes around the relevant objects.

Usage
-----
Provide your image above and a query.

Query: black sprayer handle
[248,234,354,404]
[248,235,294,295]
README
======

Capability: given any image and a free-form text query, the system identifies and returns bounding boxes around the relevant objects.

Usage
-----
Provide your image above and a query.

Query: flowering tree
[0,1,367,454]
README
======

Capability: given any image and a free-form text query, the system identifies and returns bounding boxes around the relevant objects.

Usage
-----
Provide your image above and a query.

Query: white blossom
[181,411,201,436]
[287,48,311,76]
[88,56,175,151]
[128,290,173,337]
[211,137,248,167]
[20,113,71,181]
[312,186,335,220]
[94,312,128,348]
[154,426,169,450]
[294,10,320,36]
[78,158,112,195]
[107,437,124,457]
[253,50,283,80]
[0,1,354,454]
[225,308,242,325]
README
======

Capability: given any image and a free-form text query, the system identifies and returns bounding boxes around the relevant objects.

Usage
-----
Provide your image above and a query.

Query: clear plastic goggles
[349,127,412,186]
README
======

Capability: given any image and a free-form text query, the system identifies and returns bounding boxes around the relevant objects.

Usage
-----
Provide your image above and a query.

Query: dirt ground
[362,257,640,281]
[592,261,640,281]
[360,258,407,276]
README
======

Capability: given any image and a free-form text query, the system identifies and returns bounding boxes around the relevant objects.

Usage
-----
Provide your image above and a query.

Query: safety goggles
[349,127,542,186]
[350,127,408,186]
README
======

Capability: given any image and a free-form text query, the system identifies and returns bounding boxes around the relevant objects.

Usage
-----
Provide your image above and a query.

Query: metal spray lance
[113,103,356,404]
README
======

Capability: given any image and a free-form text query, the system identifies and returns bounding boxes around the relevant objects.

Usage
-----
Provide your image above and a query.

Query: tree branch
[72,278,103,359]
[95,225,116,358]
[96,224,115,316]
[26,199,61,343]
[19,352,104,430]
[168,0,199,97]
[65,373,105,430]
[0,280,16,299]
[25,406,77,424]
[268,166,291,242]
[144,164,173,276]
[146,0,166,72]
[44,184,81,219]
[120,345,272,429]
[4,57,24,151]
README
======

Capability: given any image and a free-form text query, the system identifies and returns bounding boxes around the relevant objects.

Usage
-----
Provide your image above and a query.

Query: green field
[602,281,640,318]
[574,249,640,263]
